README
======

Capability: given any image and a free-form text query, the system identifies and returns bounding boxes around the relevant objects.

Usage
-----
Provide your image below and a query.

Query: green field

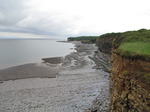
[111,29,150,60]
[118,42,150,58]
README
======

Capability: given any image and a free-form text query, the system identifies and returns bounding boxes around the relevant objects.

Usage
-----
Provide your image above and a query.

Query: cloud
[0,31,58,39]
[0,12,5,21]
[17,11,80,35]
[0,0,150,38]
[16,0,85,36]
[0,0,26,25]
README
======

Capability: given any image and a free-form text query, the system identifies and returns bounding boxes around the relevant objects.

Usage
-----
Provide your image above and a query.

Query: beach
[0,42,110,112]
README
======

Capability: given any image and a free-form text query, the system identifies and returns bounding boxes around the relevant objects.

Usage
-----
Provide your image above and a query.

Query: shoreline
[0,56,65,82]
[0,42,110,112]
[0,41,75,82]
[0,39,75,71]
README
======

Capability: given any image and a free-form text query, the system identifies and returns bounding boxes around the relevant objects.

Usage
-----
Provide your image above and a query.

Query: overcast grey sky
[0,0,150,39]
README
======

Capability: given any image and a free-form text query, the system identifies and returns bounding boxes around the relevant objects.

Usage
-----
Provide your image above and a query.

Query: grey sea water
[0,39,74,69]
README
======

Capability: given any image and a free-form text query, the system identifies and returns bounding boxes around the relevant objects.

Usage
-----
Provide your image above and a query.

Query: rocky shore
[0,42,110,112]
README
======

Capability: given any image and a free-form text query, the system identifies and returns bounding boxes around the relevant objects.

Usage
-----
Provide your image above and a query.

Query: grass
[113,29,150,48]
[117,42,150,60]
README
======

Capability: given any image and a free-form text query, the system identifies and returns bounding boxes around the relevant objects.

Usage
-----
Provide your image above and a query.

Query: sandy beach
[0,42,110,112]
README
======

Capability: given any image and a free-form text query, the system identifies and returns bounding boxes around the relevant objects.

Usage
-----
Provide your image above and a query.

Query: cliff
[96,33,120,54]
[110,51,150,112]
[96,36,113,53]
[96,29,150,111]
[68,29,150,111]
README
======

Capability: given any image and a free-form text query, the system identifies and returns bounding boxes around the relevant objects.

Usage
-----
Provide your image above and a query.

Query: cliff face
[67,30,150,111]
[96,33,120,54]
[96,30,150,111]
[96,37,113,54]
[110,51,150,112]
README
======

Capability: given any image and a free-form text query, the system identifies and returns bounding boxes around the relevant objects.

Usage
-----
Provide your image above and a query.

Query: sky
[0,0,150,39]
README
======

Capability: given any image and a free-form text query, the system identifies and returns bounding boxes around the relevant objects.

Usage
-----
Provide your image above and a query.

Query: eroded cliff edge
[97,29,150,112]
[110,51,150,112]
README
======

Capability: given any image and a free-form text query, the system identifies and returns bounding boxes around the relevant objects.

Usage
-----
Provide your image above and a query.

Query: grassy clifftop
[96,29,150,61]
[97,29,150,84]
[113,29,150,61]
[117,42,150,60]
[67,29,150,60]
[113,29,150,47]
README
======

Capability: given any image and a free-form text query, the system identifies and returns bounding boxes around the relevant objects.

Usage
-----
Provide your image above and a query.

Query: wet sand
[42,57,63,64]
[0,42,110,112]
[0,63,60,82]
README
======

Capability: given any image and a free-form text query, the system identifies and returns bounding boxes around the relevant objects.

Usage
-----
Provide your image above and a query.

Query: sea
[0,39,75,69]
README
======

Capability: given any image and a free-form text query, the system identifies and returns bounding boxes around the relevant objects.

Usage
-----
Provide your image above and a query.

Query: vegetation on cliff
[68,29,150,60]
[96,29,150,85]
[68,29,150,61]
[113,29,150,60]
[117,42,150,60]
[113,29,150,46]
[68,36,98,43]
[96,33,121,53]
[96,29,150,60]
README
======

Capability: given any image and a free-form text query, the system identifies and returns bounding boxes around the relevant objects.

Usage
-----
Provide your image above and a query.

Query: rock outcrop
[95,30,150,112]
[96,37,113,54]
[96,33,120,54]
[110,51,150,112]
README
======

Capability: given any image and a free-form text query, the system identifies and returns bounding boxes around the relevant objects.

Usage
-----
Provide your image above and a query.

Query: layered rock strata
[110,51,150,112]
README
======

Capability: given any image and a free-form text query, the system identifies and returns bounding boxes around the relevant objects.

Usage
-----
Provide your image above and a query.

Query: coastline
[0,42,110,112]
